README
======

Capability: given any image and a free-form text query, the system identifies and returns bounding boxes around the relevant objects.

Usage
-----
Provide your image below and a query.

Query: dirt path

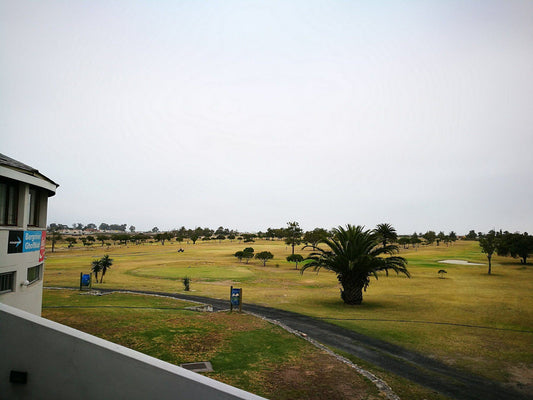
[85,288,531,400]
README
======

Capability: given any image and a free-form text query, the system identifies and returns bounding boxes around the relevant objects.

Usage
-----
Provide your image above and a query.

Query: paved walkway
[89,288,531,400]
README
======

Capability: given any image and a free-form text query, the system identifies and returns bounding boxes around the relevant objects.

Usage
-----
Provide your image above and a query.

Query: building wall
[0,228,45,315]
[0,303,266,400]
[1,165,55,316]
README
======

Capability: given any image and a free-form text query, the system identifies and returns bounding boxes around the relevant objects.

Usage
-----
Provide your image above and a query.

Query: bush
[182,276,191,291]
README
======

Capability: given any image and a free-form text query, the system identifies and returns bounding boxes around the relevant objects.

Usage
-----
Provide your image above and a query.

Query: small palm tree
[91,260,102,283]
[301,225,409,305]
[374,223,398,248]
[99,254,113,283]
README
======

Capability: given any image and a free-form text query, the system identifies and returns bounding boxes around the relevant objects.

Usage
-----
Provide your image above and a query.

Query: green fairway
[44,239,533,395]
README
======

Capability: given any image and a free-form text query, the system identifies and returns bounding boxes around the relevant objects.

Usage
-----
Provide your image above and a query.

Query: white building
[0,153,58,316]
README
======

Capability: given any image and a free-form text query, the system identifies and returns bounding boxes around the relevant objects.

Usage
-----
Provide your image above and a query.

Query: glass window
[0,180,18,226]
[27,264,42,284]
[0,271,16,293]
[28,188,40,226]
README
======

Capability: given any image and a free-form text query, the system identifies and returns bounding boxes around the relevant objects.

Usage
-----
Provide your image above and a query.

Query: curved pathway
[76,288,531,400]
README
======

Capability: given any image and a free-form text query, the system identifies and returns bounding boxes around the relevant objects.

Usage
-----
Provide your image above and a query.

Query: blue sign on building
[23,231,42,252]
[7,230,43,254]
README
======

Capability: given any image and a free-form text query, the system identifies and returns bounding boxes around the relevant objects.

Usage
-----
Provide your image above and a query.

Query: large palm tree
[301,225,409,305]
[374,223,398,248]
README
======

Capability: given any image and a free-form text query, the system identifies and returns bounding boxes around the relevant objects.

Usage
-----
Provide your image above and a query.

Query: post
[230,285,233,312]
[79,272,82,291]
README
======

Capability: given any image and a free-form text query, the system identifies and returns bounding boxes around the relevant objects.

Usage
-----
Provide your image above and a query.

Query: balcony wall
[0,303,266,400]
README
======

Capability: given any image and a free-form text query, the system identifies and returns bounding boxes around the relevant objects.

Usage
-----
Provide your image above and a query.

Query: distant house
[0,153,58,316]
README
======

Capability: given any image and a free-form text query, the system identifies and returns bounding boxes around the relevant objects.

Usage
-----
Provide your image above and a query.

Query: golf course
[42,238,533,399]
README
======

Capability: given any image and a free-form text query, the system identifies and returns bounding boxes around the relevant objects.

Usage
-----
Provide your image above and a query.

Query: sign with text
[230,286,242,312]
[8,231,44,254]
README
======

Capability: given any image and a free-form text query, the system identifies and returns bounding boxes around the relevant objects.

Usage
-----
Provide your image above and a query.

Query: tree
[301,225,409,305]
[497,232,533,264]
[465,230,477,240]
[398,237,410,249]
[91,259,102,283]
[255,251,274,266]
[234,251,245,262]
[422,231,436,245]
[242,247,254,264]
[152,227,160,233]
[48,228,62,253]
[479,230,497,274]
[96,234,109,247]
[410,232,421,248]
[65,237,77,248]
[242,233,256,243]
[449,231,457,243]
[155,232,171,245]
[286,254,304,270]
[99,254,113,283]
[374,223,398,247]
[285,221,303,255]
[303,228,329,247]
[216,234,226,243]
[190,233,199,244]
[436,231,446,246]
[129,225,136,233]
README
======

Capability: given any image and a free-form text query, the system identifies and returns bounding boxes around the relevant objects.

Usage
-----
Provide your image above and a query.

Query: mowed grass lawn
[42,289,381,400]
[44,239,533,393]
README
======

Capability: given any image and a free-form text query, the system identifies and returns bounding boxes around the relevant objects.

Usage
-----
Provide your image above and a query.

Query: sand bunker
[438,259,484,265]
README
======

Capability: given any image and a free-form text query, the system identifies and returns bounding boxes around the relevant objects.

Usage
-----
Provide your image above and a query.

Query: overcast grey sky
[1,1,532,234]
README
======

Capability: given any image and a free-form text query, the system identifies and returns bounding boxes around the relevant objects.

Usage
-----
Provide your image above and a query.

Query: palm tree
[99,254,113,283]
[374,223,398,247]
[301,225,410,305]
[91,259,102,283]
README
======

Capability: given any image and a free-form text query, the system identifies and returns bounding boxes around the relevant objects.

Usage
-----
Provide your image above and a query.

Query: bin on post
[80,273,91,291]
[230,286,242,312]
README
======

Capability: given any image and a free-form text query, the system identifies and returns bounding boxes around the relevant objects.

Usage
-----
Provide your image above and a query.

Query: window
[28,187,40,226]
[27,264,42,284]
[0,179,18,226]
[0,271,15,294]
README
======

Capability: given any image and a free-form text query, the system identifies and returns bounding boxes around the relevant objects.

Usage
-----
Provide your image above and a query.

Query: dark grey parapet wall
[0,303,267,400]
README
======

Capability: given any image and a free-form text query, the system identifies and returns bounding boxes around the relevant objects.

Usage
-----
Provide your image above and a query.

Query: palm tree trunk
[339,276,365,305]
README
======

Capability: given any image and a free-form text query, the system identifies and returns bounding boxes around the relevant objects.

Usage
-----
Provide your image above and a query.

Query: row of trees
[479,231,533,274]
[234,247,274,266]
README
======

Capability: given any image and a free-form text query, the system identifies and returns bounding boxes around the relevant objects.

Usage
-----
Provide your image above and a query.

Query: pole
[230,285,233,312]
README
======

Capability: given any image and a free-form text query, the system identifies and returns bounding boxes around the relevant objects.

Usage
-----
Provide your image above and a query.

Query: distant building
[0,154,58,316]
